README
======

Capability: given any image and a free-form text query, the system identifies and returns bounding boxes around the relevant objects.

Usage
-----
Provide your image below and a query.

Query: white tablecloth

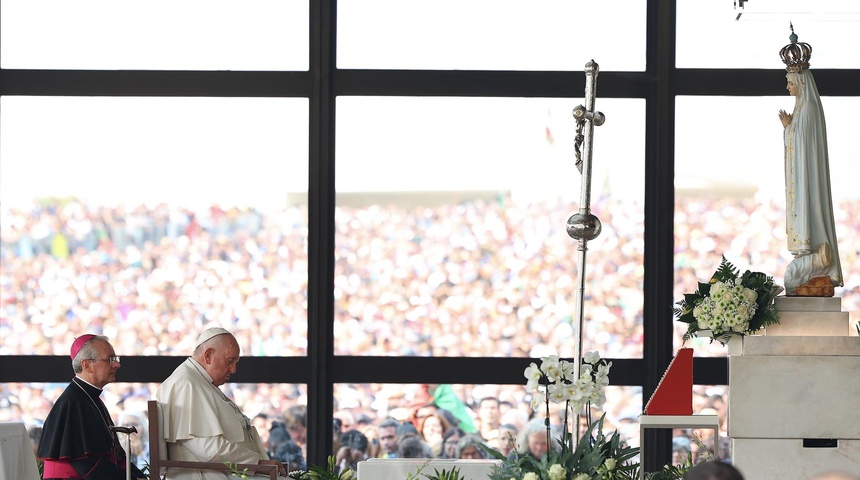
[0,422,41,480]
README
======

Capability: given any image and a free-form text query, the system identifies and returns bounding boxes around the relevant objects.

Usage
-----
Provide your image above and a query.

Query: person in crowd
[336,429,370,472]
[397,434,433,458]
[331,419,342,454]
[493,423,518,458]
[354,413,380,458]
[37,334,146,480]
[270,438,306,473]
[417,411,451,457]
[333,409,356,434]
[455,433,488,459]
[266,422,293,461]
[500,408,529,433]
[476,396,502,442]
[516,417,551,460]
[283,404,308,457]
[253,413,272,451]
[440,427,465,458]
[28,424,43,453]
[682,461,744,480]
[397,420,419,441]
[156,327,286,479]
[375,418,401,458]
[117,411,149,472]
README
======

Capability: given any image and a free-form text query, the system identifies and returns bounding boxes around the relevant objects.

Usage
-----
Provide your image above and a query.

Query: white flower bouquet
[674,256,781,344]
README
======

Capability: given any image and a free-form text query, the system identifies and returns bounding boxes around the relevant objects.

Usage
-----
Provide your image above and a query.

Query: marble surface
[767,310,850,336]
[732,438,860,480]
[728,335,860,356]
[775,296,842,312]
[729,355,860,439]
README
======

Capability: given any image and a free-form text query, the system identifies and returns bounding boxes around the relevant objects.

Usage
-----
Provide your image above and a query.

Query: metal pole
[566,60,605,442]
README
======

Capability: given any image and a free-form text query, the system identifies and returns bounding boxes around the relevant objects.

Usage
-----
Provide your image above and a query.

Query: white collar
[187,357,216,384]
[74,376,103,392]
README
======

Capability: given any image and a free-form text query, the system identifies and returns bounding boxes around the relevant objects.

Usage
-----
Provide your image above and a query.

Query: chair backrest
[147,401,170,478]
[147,400,277,480]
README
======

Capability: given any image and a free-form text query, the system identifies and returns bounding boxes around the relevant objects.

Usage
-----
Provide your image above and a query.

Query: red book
[644,348,693,415]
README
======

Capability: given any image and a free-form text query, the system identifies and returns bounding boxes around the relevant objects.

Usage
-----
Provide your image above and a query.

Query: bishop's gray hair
[72,335,109,373]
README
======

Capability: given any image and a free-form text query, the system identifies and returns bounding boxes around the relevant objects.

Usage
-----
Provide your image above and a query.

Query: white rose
[523,473,539,480]
[711,282,724,295]
[548,463,567,480]
[604,457,617,470]
[742,288,758,303]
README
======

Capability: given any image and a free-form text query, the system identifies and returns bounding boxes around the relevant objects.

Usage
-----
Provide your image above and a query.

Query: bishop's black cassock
[37,377,145,480]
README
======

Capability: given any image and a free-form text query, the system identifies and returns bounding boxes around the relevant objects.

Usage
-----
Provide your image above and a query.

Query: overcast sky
[1,0,858,209]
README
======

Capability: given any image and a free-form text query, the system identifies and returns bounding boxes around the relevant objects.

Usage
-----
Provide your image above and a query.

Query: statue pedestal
[728,297,860,479]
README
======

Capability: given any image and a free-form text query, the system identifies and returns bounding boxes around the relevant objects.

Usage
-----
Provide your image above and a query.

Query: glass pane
[0,96,309,356]
[334,383,640,460]
[674,96,860,355]
[677,0,860,68]
[672,385,729,463]
[0,381,306,471]
[0,0,309,70]
[337,0,646,71]
[335,97,645,358]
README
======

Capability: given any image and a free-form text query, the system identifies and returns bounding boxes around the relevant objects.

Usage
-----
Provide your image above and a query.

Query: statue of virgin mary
[778,27,843,296]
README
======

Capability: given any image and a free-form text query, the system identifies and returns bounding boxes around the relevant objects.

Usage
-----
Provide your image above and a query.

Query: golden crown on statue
[780,22,812,73]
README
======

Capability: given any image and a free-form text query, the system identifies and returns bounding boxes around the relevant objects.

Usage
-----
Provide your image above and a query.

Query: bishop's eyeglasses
[89,356,121,364]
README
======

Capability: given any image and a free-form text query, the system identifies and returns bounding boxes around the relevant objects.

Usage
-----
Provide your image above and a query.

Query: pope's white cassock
[156,357,271,480]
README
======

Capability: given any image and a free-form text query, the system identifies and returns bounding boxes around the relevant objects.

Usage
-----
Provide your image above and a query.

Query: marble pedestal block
[728,297,860,480]
[766,296,852,336]
[732,439,860,479]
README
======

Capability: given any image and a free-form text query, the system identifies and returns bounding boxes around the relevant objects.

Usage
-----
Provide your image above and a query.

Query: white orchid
[540,355,563,382]
[583,350,601,364]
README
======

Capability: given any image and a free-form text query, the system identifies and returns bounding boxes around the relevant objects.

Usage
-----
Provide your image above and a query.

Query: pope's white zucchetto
[195,327,233,349]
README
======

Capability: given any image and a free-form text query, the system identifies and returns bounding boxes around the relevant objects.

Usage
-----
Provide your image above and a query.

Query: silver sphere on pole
[566,212,602,241]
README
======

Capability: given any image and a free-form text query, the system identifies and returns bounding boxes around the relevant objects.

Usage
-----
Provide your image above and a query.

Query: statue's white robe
[783,70,843,293]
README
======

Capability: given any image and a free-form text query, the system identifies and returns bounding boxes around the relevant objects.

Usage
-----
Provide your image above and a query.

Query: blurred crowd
[1,193,858,467]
